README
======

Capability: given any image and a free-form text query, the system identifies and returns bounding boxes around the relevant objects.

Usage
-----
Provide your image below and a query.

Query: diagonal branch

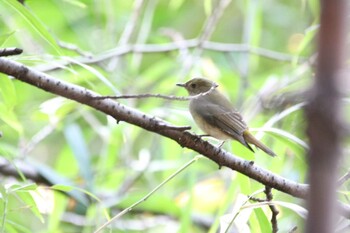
[0,57,307,198]
[1,57,350,218]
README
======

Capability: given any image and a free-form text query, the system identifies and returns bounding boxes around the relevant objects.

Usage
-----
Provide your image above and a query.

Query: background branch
[0,47,23,57]
[35,41,300,72]
[0,158,49,185]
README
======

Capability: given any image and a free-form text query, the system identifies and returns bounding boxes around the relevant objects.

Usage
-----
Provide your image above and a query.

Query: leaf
[242,200,307,219]
[0,144,18,160]
[169,0,186,10]
[51,184,101,202]
[272,201,307,219]
[47,191,68,232]
[63,0,87,8]
[220,194,253,233]
[0,31,16,47]
[1,0,62,55]
[204,0,212,16]
[51,184,74,192]
[15,191,44,223]
[62,57,119,94]
[261,102,306,129]
[252,127,308,156]
[8,183,38,193]
[254,207,271,233]
[29,160,90,205]
[0,103,23,135]
[5,220,32,233]
[0,74,17,108]
[64,124,93,191]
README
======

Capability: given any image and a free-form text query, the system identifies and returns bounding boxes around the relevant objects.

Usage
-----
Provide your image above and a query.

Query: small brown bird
[177,77,276,157]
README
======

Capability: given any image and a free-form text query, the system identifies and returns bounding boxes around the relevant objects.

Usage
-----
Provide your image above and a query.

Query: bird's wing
[197,102,248,141]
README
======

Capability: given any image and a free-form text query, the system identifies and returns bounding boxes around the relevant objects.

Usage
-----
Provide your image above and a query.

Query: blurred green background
[0,0,327,232]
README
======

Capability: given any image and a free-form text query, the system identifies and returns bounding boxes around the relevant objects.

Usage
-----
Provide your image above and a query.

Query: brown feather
[243,131,276,157]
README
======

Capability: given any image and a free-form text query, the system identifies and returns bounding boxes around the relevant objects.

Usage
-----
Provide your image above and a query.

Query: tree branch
[35,41,301,72]
[264,186,279,233]
[305,0,348,232]
[1,57,350,217]
[0,158,50,185]
[0,47,23,57]
[0,57,307,197]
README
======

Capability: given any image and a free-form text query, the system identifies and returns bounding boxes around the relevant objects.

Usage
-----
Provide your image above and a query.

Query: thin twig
[92,85,217,101]
[118,0,145,45]
[0,47,23,57]
[288,226,298,233]
[108,0,145,70]
[249,196,265,202]
[94,156,201,233]
[338,170,350,186]
[265,186,279,233]
[93,93,190,101]
[177,0,232,78]
[131,0,158,69]
[198,0,232,45]
[160,125,191,131]
[35,41,300,72]
[56,41,92,57]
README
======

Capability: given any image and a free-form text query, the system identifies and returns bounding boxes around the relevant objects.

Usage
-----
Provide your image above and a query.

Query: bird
[177,77,276,157]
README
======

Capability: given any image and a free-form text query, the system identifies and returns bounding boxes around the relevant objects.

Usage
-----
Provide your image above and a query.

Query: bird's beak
[176,83,185,87]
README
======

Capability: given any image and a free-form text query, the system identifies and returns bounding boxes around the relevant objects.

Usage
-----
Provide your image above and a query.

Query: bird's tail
[243,131,276,157]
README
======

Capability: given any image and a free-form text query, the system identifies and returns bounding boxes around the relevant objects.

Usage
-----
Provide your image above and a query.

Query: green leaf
[5,220,32,233]
[51,184,74,192]
[242,200,307,219]
[47,191,68,232]
[0,75,17,108]
[254,207,271,233]
[51,184,101,202]
[271,201,307,219]
[29,161,90,205]
[0,103,23,135]
[204,0,212,16]
[118,193,181,217]
[15,191,44,223]
[169,0,186,10]
[253,127,308,156]
[0,31,16,47]
[1,0,62,55]
[8,183,38,193]
[64,124,93,191]
[293,23,318,63]
[63,0,87,8]
[0,144,18,160]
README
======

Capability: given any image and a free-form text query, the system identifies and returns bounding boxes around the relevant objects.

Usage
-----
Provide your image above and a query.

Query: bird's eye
[190,83,196,89]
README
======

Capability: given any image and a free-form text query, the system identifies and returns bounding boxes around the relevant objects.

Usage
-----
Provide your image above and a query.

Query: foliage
[0,0,328,232]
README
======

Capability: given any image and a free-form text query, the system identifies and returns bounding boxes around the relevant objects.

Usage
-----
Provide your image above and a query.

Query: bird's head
[176,78,218,95]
